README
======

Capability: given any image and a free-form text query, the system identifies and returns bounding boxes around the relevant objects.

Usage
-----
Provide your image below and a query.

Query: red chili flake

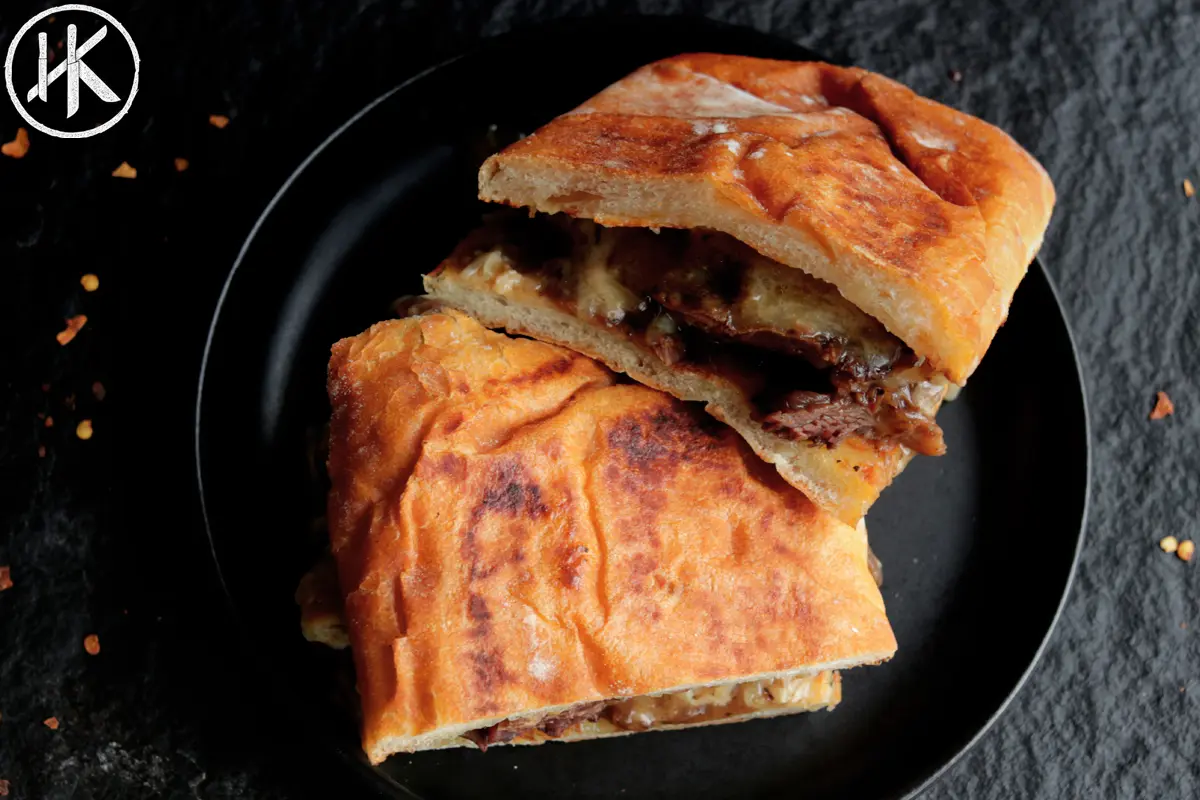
[209,114,230,129]
[1,127,30,159]
[174,157,189,172]
[1150,391,1175,420]
[92,382,106,401]
[83,635,100,655]
[43,717,59,730]
[56,315,87,345]
[37,445,46,458]
[0,778,9,796]
[0,566,12,592]
[44,416,54,428]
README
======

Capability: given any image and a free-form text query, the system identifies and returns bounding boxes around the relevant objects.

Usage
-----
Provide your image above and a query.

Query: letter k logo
[27,24,120,118]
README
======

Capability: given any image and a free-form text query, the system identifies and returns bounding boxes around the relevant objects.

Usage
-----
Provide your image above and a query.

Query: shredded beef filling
[463,702,610,751]
[445,212,948,454]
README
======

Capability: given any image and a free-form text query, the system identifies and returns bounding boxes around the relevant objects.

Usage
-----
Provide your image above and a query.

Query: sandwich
[424,54,1056,524]
[324,310,895,762]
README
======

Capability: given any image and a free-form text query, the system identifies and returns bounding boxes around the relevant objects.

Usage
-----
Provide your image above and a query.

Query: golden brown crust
[479,54,1055,383]
[327,312,895,762]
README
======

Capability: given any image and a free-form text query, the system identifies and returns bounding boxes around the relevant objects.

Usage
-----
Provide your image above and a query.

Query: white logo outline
[5,5,140,140]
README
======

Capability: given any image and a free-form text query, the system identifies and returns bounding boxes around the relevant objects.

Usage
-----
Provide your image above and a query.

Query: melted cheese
[607,673,834,730]
[576,230,638,324]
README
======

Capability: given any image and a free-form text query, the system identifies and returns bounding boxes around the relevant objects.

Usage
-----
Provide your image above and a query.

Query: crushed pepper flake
[112,161,137,179]
[37,445,46,458]
[80,274,99,292]
[43,717,59,730]
[1185,178,1195,199]
[174,157,189,172]
[209,114,230,129]
[1178,540,1195,563]
[1150,391,1175,420]
[56,314,87,345]
[0,566,11,591]
[92,381,106,401]
[76,420,93,440]
[83,634,100,655]
[2,127,30,159]
[0,778,9,796]
[44,416,54,428]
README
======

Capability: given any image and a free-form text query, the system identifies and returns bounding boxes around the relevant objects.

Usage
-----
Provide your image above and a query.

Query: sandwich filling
[462,672,838,750]
[430,213,950,454]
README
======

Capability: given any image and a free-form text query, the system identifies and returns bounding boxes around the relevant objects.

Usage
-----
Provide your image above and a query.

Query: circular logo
[5,5,140,139]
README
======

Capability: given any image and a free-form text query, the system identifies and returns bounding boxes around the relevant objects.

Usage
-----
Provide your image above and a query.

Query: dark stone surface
[1,0,1196,797]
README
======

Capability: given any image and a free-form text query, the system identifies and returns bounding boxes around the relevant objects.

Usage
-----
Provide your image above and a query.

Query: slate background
[1,0,1197,797]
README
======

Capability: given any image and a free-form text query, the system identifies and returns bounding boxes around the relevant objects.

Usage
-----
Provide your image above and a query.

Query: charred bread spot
[427,451,467,481]
[626,552,658,594]
[559,543,589,590]
[468,593,492,623]
[478,458,550,518]
[606,406,713,471]
[509,355,578,386]
[468,648,515,705]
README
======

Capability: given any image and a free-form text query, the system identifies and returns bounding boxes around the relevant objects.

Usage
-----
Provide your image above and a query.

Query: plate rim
[193,16,1091,800]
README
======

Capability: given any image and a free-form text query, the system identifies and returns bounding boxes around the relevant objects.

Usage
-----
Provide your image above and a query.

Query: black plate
[195,16,1089,800]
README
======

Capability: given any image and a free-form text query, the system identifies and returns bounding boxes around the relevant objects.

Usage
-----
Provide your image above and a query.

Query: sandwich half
[425,53,1056,524]
[326,310,895,762]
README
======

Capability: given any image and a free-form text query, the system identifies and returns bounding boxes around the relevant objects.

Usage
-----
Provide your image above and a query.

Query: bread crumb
[209,114,230,129]
[0,566,11,592]
[1160,535,1179,553]
[1150,391,1175,420]
[76,420,93,440]
[80,274,99,292]
[174,157,189,172]
[92,381,106,401]
[112,162,137,179]
[83,634,100,655]
[1185,178,1195,199]
[949,69,963,83]
[56,314,87,345]
[2,127,30,159]
[1178,540,1195,562]
[44,717,59,730]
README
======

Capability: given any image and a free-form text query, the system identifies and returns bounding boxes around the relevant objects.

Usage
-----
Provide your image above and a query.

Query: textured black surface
[0,1,1197,798]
